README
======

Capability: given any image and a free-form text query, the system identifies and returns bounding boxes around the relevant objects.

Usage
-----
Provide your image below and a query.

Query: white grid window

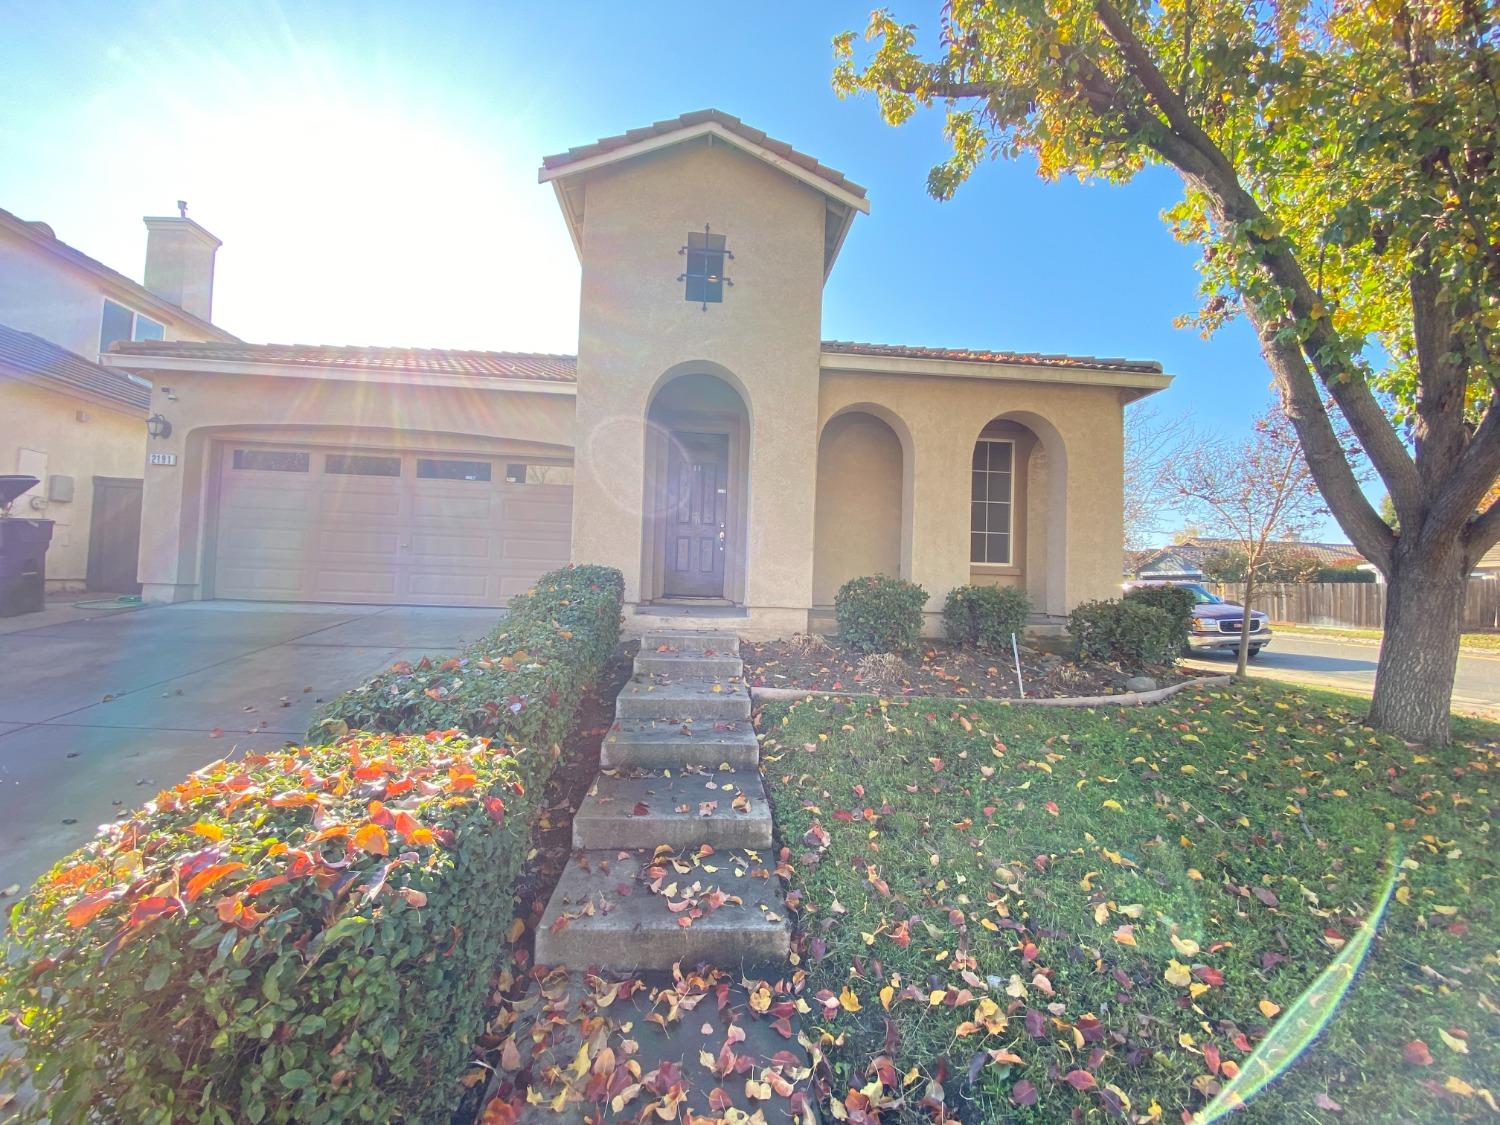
[970,439,1014,565]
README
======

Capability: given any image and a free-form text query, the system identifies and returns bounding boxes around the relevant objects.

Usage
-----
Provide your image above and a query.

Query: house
[0,205,236,591]
[1131,536,1365,581]
[104,110,1170,637]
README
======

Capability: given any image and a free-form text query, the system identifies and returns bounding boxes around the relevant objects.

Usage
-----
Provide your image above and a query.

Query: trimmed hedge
[942,584,1031,649]
[308,564,622,788]
[834,574,929,655]
[0,564,622,1124]
[1123,584,1194,647]
[1068,598,1181,668]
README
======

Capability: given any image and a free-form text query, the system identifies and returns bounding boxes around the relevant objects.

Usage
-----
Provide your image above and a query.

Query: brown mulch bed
[741,635,1193,701]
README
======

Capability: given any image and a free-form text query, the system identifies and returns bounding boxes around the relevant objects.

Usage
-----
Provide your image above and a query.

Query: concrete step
[639,629,740,656]
[602,719,760,770]
[535,848,790,971]
[634,650,743,679]
[574,770,772,850]
[616,677,750,722]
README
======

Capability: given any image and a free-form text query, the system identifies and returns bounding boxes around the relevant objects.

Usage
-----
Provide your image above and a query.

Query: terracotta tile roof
[542,109,867,200]
[822,340,1164,375]
[0,322,151,412]
[0,206,237,343]
[107,340,579,383]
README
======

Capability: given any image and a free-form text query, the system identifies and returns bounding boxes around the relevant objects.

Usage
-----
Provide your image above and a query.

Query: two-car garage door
[212,444,572,607]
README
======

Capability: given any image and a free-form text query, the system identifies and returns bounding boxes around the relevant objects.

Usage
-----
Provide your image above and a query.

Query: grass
[1272,622,1500,654]
[761,682,1499,1122]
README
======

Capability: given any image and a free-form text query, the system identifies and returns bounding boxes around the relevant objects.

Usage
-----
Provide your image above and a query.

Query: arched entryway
[969,412,1068,616]
[812,407,911,605]
[640,368,751,604]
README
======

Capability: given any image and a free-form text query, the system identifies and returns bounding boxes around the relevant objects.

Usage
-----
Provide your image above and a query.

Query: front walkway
[0,600,499,893]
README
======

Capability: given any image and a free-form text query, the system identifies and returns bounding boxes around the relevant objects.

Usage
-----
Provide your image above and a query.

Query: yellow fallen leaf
[880,985,893,1010]
[1259,998,1281,1018]
[1170,933,1200,956]
[1102,799,1123,811]
[1438,1028,1469,1055]
[1164,960,1192,988]
[1443,1075,1475,1097]
[839,985,861,1012]
[1113,924,1137,946]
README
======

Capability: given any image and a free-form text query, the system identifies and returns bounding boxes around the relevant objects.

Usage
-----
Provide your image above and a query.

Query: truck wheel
[1248,645,1263,659]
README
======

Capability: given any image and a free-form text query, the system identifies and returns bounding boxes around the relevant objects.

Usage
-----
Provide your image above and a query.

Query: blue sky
[2,0,1351,542]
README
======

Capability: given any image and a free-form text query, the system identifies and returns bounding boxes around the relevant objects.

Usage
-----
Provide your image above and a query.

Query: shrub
[942,585,1031,649]
[1068,598,1181,668]
[1316,565,1375,583]
[834,575,929,655]
[1124,584,1194,648]
[1,732,537,1124]
[0,563,623,1124]
[308,566,623,787]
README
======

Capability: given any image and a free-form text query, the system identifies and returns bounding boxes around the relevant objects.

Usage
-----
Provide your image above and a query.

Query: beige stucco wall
[568,140,827,634]
[812,410,904,605]
[1,379,145,588]
[818,369,1128,627]
[126,367,575,603]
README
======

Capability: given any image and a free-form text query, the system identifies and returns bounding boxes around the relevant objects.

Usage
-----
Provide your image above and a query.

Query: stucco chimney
[143,207,221,321]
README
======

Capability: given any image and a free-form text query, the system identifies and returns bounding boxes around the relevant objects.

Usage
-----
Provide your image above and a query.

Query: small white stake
[1011,632,1026,698]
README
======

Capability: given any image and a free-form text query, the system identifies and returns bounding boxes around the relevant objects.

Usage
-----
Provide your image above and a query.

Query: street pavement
[0,599,500,895]
[1185,631,1498,716]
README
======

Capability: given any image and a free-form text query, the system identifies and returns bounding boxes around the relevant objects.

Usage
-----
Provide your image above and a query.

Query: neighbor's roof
[107,340,578,383]
[107,338,1165,382]
[541,109,867,201]
[822,340,1164,376]
[0,206,238,343]
[0,322,151,412]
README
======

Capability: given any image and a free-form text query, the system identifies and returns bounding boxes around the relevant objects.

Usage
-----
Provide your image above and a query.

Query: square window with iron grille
[680,227,732,308]
[970,439,1014,565]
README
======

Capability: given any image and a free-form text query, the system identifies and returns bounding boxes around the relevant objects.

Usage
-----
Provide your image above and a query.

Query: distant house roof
[822,340,1164,376]
[107,340,578,383]
[107,338,1168,384]
[0,322,150,412]
[0,206,238,343]
[1131,537,1366,578]
[541,109,868,202]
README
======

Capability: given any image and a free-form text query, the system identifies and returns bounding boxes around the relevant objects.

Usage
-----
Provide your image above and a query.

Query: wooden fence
[1206,580,1500,631]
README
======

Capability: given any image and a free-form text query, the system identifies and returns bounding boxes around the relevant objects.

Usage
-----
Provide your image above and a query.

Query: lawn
[761,682,1498,1122]
[1272,622,1500,655]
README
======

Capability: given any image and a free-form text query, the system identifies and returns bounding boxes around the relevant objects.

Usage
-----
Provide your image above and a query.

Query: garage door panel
[214,445,572,607]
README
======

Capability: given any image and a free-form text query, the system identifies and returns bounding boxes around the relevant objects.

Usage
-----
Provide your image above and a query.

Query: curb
[749,674,1235,708]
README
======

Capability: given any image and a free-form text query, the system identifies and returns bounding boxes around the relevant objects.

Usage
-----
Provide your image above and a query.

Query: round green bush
[1123,584,1194,649]
[942,584,1032,649]
[1068,598,1181,668]
[834,574,929,655]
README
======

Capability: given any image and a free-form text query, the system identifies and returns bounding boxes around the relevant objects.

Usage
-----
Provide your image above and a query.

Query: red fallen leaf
[1203,1043,1221,1075]
[1045,801,1060,816]
[1024,1009,1046,1037]
[891,920,911,948]
[1231,1030,1252,1052]
[1252,887,1279,907]
[1260,951,1290,971]
[1314,1093,1343,1113]
[1022,941,1039,961]
[485,797,507,825]
[708,1088,733,1113]
[1402,1039,1434,1066]
[833,810,854,822]
[632,802,650,817]
[1193,966,1225,987]
[1064,1069,1096,1091]
[1012,1079,1038,1106]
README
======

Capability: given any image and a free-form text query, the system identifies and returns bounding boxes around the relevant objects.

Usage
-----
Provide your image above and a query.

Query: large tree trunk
[1368,539,1469,744]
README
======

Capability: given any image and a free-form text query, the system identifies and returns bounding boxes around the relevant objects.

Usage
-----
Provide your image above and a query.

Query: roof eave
[1,359,150,415]
[819,349,1174,393]
[100,352,578,395]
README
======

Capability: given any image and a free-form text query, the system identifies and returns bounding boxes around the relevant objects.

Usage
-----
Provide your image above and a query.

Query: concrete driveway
[0,600,501,895]
[1185,632,1499,715]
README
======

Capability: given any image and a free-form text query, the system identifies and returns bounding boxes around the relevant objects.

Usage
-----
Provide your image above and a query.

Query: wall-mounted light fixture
[146,412,173,440]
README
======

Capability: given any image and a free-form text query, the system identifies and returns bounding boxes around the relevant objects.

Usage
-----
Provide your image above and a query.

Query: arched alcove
[640,369,751,604]
[812,408,911,605]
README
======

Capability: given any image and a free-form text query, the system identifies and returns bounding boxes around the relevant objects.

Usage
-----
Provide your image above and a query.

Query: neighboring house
[1131,536,1365,581]
[0,205,236,591]
[105,110,1170,637]
[1472,543,1500,579]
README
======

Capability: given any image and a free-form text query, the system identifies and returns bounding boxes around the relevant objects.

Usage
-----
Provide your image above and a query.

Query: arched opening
[969,412,1068,617]
[813,408,910,605]
[640,369,751,604]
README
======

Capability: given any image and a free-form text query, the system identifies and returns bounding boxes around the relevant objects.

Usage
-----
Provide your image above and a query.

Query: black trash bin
[0,475,54,617]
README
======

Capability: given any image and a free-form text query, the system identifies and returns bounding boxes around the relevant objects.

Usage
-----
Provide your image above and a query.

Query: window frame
[682,230,727,306]
[100,297,166,351]
[969,437,1016,567]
